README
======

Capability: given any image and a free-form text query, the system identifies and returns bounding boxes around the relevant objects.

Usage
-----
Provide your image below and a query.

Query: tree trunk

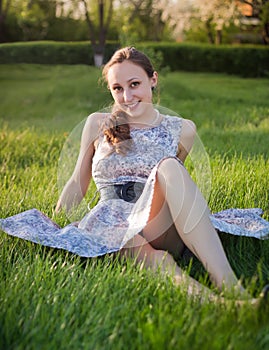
[0,14,7,42]
[82,0,113,67]
[262,23,269,44]
[205,20,214,44]
[0,0,11,42]
[215,29,222,45]
[93,52,104,67]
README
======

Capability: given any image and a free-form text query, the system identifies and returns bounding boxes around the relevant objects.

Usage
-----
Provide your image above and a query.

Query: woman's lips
[124,101,140,110]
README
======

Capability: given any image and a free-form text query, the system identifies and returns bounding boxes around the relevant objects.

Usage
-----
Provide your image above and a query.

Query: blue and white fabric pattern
[1,115,269,257]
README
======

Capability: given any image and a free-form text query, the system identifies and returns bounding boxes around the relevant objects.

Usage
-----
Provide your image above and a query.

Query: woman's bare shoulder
[181,118,196,137]
[85,112,109,127]
[83,112,110,134]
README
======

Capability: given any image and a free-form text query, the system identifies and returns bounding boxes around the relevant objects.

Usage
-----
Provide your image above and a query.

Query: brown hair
[102,47,155,155]
[103,109,133,156]
[102,46,155,82]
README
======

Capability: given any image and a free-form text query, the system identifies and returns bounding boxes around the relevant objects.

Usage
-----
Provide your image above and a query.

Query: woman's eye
[131,81,140,87]
[113,86,122,92]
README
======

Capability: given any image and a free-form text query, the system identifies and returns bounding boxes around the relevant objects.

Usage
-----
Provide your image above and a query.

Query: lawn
[0,64,269,350]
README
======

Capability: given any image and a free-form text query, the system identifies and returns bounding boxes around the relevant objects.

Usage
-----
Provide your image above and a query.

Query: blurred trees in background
[160,0,269,44]
[0,0,268,45]
[116,0,170,44]
[80,0,113,66]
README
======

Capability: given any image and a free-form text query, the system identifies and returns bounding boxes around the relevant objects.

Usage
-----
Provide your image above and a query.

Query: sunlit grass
[0,65,269,349]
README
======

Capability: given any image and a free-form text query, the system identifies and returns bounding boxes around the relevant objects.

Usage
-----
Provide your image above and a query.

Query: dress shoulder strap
[163,114,183,146]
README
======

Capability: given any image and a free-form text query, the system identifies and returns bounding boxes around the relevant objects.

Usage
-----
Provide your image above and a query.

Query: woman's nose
[123,89,133,102]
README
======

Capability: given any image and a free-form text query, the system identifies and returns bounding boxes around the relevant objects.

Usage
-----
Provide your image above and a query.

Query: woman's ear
[151,71,158,90]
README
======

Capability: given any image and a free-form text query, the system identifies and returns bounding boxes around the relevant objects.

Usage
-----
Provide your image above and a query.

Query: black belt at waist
[99,181,145,203]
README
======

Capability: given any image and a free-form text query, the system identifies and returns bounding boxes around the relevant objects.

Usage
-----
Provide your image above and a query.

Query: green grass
[1,64,269,350]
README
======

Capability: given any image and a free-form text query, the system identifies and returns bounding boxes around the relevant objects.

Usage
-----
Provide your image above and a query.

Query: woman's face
[106,60,158,117]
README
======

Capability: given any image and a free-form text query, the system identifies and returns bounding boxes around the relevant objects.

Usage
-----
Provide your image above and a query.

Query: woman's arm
[55,113,103,213]
[177,119,196,163]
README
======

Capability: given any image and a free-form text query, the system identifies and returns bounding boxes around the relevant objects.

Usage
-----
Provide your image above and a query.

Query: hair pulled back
[102,46,155,82]
[103,109,133,156]
[102,47,155,155]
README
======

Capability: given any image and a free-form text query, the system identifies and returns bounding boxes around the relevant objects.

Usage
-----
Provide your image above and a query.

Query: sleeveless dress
[1,115,269,258]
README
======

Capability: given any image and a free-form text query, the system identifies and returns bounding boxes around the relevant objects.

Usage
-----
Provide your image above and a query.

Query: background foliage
[0,40,268,77]
[1,0,269,45]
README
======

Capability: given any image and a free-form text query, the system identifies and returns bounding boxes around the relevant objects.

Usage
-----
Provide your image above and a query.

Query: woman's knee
[159,157,180,168]
[157,157,186,186]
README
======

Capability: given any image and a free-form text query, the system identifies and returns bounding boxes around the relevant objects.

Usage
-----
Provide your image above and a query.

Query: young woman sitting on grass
[1,47,269,305]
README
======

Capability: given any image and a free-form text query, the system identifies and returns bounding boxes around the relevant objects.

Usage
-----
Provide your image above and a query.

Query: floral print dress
[1,115,269,257]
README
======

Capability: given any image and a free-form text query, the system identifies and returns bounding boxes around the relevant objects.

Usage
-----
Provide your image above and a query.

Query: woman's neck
[128,107,162,130]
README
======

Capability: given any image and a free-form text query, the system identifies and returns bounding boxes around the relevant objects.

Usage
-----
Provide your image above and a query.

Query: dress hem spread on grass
[1,115,269,257]
[1,208,269,258]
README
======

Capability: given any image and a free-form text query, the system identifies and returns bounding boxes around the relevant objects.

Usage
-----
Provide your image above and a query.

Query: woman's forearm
[55,178,87,213]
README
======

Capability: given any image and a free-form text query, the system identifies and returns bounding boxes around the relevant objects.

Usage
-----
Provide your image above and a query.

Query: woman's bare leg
[153,157,243,293]
[122,234,220,302]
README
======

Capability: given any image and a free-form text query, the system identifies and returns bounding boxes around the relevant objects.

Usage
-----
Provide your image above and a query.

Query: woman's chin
[117,102,153,123]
